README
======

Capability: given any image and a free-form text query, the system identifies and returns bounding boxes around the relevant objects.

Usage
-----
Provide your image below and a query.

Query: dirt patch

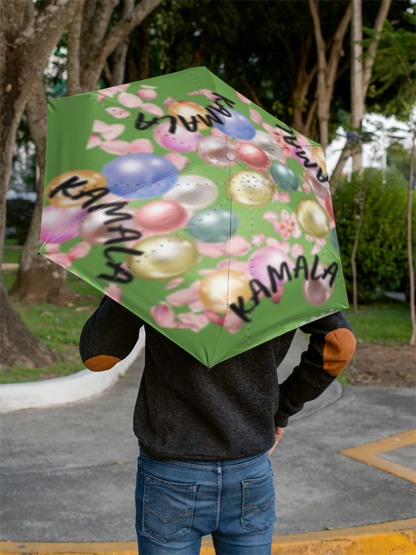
[344,342,416,387]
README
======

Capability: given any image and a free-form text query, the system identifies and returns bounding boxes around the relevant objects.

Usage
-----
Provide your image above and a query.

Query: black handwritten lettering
[228,255,339,322]
[98,246,144,284]
[293,256,309,280]
[229,296,255,323]
[133,93,236,134]
[268,263,292,293]
[104,227,142,245]
[177,115,199,132]
[274,122,329,184]
[48,175,89,199]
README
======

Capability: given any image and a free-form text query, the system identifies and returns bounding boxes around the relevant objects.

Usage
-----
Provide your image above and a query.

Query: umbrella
[39,66,348,368]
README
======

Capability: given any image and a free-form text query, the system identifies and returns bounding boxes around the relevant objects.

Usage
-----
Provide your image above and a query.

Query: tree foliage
[363,12,416,120]
[333,169,413,302]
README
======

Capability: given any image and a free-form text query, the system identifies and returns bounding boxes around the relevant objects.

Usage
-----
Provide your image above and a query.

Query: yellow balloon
[168,101,210,130]
[296,198,330,238]
[127,235,199,280]
[198,269,252,314]
[46,170,107,208]
[226,170,275,207]
[311,146,327,173]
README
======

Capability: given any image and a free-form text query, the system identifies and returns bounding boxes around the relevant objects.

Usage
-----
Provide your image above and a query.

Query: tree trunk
[0,89,56,368]
[9,76,75,304]
[351,153,377,314]
[0,0,83,368]
[351,0,363,171]
[308,0,351,151]
[137,18,149,80]
[407,125,415,346]
[0,275,57,368]
[289,32,317,136]
[126,39,139,83]
[330,0,392,184]
[329,144,353,191]
[78,0,163,93]
[110,0,134,86]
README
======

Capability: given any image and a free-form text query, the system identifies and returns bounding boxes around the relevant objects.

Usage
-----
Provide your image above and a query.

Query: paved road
[0,330,415,542]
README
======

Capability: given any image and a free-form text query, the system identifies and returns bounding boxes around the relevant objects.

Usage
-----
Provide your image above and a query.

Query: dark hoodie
[80,296,356,462]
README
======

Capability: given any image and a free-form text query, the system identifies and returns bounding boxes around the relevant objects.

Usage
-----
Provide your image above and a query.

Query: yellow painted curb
[341,429,416,484]
[1,518,415,555]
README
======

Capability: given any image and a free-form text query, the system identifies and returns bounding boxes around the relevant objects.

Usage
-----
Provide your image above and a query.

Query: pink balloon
[154,121,202,152]
[236,141,271,170]
[40,206,86,244]
[135,200,189,233]
[303,264,333,305]
[249,246,293,286]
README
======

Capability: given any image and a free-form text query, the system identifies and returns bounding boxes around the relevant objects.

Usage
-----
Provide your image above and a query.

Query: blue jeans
[135,448,276,554]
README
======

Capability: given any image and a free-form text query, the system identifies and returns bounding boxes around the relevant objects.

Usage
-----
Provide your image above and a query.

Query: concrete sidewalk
[0,330,415,553]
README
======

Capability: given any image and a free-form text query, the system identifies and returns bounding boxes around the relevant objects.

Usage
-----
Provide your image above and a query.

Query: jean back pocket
[241,468,276,532]
[143,474,198,543]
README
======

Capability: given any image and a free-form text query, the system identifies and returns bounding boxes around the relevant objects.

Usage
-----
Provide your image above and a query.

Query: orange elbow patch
[323,328,357,376]
[84,355,121,372]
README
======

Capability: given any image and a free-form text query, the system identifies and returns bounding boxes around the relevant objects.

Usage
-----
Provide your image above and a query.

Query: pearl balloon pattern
[40,67,344,352]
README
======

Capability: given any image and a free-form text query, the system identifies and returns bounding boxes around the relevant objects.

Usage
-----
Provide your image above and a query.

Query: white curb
[0,331,145,413]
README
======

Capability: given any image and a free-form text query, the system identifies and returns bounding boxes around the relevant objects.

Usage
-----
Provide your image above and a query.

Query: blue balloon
[101,153,178,199]
[188,209,239,243]
[214,109,256,140]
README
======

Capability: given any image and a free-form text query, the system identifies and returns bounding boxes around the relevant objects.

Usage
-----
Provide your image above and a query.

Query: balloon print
[198,269,252,313]
[213,109,256,140]
[188,208,239,243]
[296,198,330,238]
[127,235,199,279]
[227,170,275,207]
[163,175,218,211]
[101,154,178,200]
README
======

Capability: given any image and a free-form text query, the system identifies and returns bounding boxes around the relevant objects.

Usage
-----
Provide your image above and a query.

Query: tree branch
[363,0,392,98]
[87,0,119,50]
[13,0,83,99]
[110,0,134,86]
[80,0,97,62]
[327,3,352,88]
[88,0,162,75]
[67,1,84,97]
[304,97,317,135]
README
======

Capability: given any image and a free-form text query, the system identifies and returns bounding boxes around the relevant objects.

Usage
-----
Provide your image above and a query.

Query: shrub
[332,168,415,303]
[6,198,36,244]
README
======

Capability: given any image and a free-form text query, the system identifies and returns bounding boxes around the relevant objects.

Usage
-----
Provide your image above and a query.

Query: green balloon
[271,162,299,191]
[187,208,239,243]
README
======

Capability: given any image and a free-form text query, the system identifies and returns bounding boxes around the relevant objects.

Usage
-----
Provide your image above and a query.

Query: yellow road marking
[1,519,415,555]
[341,429,416,483]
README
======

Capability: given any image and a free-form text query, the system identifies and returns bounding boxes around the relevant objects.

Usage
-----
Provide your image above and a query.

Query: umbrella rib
[209,157,232,369]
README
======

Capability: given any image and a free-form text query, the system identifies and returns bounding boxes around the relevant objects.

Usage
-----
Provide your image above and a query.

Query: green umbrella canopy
[39,66,348,368]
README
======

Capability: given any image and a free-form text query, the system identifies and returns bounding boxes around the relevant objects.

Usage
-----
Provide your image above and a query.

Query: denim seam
[213,464,222,532]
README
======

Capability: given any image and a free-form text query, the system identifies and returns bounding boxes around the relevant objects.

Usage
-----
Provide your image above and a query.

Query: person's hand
[268,426,285,456]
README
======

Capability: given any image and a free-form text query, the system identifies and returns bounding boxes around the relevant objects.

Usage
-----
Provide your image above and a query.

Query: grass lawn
[4,238,21,246]
[2,247,22,264]
[0,272,101,384]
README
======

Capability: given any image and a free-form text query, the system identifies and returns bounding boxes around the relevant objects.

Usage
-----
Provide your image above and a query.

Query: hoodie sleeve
[79,296,144,372]
[274,311,357,427]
